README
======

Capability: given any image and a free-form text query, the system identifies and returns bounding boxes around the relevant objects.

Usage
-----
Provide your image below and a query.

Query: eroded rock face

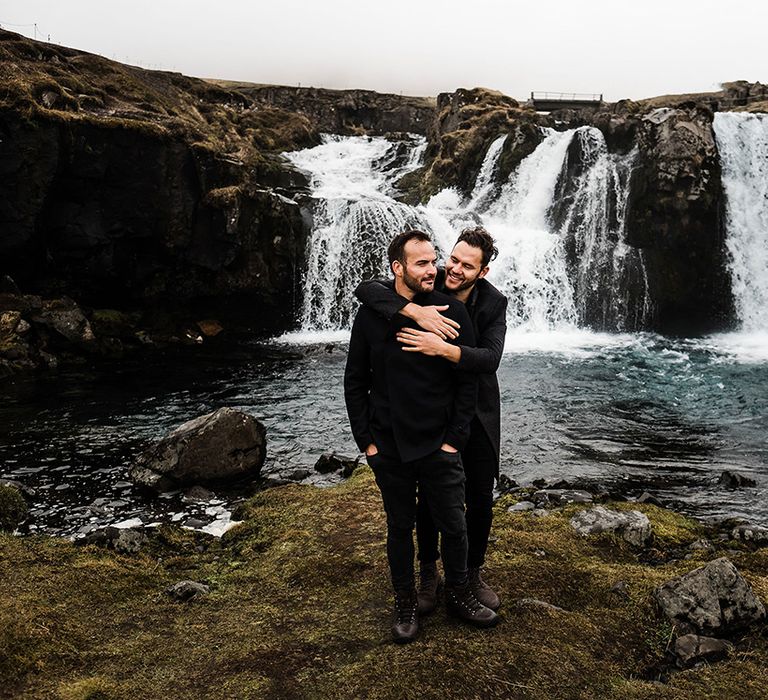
[0,29,318,339]
[654,557,766,636]
[129,408,266,490]
[570,506,652,546]
[240,85,435,136]
[416,88,547,200]
[624,104,731,334]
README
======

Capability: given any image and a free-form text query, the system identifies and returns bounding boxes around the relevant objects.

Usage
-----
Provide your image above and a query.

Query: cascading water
[284,134,427,330]
[286,126,647,335]
[713,112,768,331]
[554,128,650,331]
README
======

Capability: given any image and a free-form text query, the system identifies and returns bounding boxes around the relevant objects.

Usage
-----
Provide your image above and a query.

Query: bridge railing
[531,92,603,102]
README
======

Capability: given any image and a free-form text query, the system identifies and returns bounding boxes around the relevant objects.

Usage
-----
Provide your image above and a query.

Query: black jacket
[344,290,478,463]
[354,273,507,462]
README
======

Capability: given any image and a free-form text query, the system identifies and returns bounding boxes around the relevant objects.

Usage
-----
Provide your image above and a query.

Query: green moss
[1,471,767,699]
[0,485,28,531]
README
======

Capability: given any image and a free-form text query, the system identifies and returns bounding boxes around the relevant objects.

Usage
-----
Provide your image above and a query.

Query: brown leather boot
[417,561,443,615]
[391,587,419,643]
[469,567,500,611]
[445,580,499,628]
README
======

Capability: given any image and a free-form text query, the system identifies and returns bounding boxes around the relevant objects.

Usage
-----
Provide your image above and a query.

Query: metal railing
[531,92,603,102]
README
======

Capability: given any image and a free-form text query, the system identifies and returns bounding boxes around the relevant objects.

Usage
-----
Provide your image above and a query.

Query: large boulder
[128,408,266,490]
[654,557,766,636]
[0,484,28,531]
[570,506,652,546]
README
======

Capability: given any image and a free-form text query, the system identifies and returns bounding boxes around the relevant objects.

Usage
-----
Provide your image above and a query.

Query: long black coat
[344,290,478,463]
[354,274,507,463]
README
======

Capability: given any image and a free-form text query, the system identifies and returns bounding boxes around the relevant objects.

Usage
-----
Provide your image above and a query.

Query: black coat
[344,290,478,463]
[354,274,507,463]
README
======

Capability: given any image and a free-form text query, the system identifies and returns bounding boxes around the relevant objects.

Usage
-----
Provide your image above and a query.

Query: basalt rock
[719,470,757,489]
[416,88,548,201]
[654,557,766,636]
[234,85,435,136]
[674,634,733,668]
[314,452,359,478]
[0,484,28,531]
[129,408,267,490]
[0,29,318,342]
[570,506,652,547]
[623,104,731,334]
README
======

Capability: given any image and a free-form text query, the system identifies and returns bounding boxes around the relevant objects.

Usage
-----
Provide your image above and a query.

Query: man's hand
[440,443,458,453]
[402,303,460,339]
[365,444,378,456]
[396,328,461,364]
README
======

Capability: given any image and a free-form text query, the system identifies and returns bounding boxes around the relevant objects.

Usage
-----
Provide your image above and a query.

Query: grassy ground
[1,468,767,700]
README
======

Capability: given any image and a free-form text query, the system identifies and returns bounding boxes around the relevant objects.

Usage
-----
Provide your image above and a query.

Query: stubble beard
[403,269,435,295]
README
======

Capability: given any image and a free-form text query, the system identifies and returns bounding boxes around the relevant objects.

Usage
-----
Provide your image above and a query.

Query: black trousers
[417,419,496,569]
[369,449,468,590]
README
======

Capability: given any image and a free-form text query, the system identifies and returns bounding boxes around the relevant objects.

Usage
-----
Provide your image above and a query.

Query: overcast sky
[2,1,766,101]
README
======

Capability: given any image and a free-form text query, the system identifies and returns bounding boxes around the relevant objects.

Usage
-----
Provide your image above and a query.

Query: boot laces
[395,590,417,622]
[451,585,483,614]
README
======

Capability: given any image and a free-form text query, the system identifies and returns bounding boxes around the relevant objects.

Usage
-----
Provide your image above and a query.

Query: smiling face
[444,240,489,294]
[392,238,437,297]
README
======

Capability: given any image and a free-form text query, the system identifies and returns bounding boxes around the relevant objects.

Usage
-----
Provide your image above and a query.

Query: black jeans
[369,449,468,590]
[417,420,496,569]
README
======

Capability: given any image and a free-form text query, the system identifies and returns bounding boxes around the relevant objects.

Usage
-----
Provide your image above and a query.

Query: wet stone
[314,452,358,477]
[719,470,757,489]
[731,523,768,546]
[532,489,593,507]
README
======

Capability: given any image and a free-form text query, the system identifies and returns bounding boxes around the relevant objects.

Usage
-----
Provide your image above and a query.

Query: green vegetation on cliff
[1,469,766,699]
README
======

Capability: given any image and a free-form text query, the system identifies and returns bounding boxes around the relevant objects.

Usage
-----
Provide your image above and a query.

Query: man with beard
[344,229,498,643]
[355,226,507,614]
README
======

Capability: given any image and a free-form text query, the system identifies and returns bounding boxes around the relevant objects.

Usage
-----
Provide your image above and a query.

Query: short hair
[387,229,432,268]
[456,226,499,267]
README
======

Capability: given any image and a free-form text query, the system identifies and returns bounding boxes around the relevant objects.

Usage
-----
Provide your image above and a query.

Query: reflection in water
[1,332,767,536]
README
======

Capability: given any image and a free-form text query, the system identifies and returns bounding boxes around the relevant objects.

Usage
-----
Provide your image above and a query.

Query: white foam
[273,329,351,345]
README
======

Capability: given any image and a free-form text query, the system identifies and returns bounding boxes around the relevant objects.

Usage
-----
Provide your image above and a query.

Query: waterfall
[713,112,768,331]
[285,126,644,335]
[284,134,427,330]
[466,134,507,211]
[554,128,649,331]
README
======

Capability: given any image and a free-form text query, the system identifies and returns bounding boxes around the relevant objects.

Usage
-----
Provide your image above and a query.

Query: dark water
[1,331,767,537]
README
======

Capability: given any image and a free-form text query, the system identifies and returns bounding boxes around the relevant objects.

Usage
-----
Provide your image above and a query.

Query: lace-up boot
[445,580,499,628]
[392,587,419,643]
[468,567,500,611]
[417,561,443,615]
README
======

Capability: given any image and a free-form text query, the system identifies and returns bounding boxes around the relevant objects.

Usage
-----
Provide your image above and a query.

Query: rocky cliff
[217,82,436,136]
[0,29,323,372]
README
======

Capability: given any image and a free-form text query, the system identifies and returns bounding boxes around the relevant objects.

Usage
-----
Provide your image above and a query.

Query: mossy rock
[0,485,28,531]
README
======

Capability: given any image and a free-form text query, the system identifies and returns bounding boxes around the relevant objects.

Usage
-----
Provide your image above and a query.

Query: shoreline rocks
[0,484,28,531]
[654,557,766,636]
[128,408,266,490]
[570,506,653,547]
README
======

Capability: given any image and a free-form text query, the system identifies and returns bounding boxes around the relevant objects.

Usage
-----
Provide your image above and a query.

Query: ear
[478,265,490,279]
[392,260,403,278]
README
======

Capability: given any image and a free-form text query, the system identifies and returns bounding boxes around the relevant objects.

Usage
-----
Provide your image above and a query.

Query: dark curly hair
[456,226,498,267]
